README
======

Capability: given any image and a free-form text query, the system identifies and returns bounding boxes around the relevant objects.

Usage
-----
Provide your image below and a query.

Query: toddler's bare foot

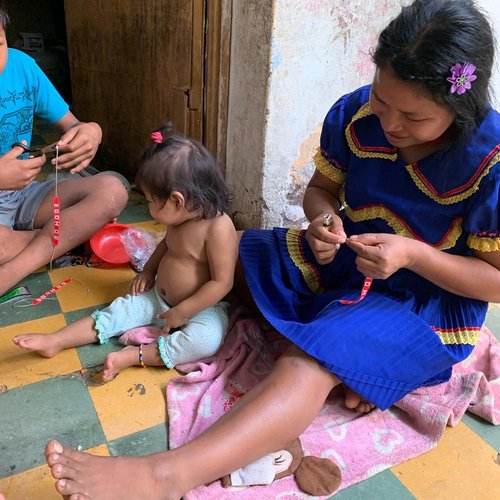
[102,346,138,381]
[12,333,62,358]
[343,386,376,413]
[45,440,182,500]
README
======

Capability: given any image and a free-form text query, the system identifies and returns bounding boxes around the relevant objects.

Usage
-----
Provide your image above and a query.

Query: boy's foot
[12,333,62,358]
[45,440,177,499]
[101,345,138,381]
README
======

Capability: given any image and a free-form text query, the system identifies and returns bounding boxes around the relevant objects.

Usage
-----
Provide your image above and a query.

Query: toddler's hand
[346,233,414,279]
[158,307,188,334]
[129,272,155,295]
[305,213,346,264]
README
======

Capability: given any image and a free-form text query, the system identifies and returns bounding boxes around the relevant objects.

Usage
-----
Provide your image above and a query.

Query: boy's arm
[169,217,237,322]
[51,111,102,173]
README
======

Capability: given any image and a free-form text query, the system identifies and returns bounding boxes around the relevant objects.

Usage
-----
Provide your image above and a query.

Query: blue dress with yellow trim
[239,85,500,410]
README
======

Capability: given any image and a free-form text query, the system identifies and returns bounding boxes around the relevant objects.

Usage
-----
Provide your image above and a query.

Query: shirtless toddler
[13,123,238,380]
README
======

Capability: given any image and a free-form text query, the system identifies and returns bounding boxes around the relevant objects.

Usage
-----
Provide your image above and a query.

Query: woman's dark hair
[372,0,495,144]
[0,4,9,32]
[135,122,232,219]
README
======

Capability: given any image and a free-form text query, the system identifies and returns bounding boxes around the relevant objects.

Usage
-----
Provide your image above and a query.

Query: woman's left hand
[53,122,102,173]
[346,233,415,279]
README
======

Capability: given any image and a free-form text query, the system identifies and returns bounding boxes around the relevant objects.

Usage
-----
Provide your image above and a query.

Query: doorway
[63,0,230,178]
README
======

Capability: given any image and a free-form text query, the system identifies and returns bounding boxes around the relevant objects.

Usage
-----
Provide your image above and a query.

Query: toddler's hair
[373,0,495,144]
[135,123,232,219]
[0,3,9,32]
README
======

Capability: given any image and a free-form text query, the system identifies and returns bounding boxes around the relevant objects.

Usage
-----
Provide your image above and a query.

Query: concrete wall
[226,0,500,229]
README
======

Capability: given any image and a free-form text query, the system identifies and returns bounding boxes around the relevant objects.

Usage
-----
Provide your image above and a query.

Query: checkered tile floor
[0,127,499,499]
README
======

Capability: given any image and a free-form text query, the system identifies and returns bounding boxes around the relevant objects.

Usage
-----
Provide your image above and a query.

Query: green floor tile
[462,413,500,451]
[0,376,105,477]
[116,190,151,224]
[0,272,62,327]
[108,423,168,457]
[332,470,415,499]
[63,305,124,368]
[76,338,123,369]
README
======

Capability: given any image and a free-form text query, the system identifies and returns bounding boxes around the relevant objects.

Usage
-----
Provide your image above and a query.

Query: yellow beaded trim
[345,103,398,161]
[405,150,500,205]
[433,326,481,346]
[467,234,500,252]
[313,149,346,185]
[286,228,323,293]
[340,188,462,250]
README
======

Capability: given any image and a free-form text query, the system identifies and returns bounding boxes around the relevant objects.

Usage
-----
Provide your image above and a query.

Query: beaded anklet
[139,344,146,367]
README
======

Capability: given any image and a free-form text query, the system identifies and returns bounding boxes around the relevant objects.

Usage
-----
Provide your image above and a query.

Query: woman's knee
[276,344,334,377]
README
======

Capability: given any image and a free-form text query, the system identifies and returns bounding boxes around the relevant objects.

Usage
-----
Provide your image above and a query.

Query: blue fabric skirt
[239,228,488,409]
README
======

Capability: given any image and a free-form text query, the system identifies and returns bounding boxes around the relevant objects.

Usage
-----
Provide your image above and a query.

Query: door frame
[204,0,232,165]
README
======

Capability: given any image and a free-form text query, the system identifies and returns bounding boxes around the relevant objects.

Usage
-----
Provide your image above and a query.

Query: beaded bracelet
[139,344,146,367]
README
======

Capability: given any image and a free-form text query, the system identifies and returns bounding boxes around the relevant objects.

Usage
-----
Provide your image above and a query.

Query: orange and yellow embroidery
[345,103,398,161]
[468,234,500,252]
[406,145,500,205]
[432,326,481,346]
[340,188,463,250]
[313,149,346,185]
[286,228,323,293]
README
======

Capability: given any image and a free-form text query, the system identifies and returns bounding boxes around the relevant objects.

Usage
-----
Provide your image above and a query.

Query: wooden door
[64,0,206,178]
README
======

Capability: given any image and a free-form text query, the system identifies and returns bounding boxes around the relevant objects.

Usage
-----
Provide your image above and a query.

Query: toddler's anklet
[139,344,146,367]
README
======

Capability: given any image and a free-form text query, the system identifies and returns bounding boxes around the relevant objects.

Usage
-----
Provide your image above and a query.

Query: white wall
[478,0,500,106]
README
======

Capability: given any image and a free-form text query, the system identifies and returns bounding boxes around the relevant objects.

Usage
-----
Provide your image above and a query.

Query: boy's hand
[158,307,188,334]
[53,122,102,173]
[0,145,45,189]
[129,271,155,295]
[346,233,414,279]
[305,213,346,264]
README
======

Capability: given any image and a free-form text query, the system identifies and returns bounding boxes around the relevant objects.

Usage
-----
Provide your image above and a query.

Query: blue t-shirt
[0,48,69,155]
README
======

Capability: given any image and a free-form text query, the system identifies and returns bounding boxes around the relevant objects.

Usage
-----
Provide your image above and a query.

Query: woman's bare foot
[12,333,62,358]
[102,346,139,381]
[45,440,182,500]
[343,385,376,413]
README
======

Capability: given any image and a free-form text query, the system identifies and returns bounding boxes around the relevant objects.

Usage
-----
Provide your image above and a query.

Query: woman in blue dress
[43,1,500,498]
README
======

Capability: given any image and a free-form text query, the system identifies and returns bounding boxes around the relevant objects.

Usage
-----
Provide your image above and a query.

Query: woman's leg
[45,345,341,500]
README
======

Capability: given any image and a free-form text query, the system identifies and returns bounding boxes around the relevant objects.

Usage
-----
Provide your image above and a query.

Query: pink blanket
[164,308,499,499]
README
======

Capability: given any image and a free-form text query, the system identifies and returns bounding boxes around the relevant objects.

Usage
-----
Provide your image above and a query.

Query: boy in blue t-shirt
[0,8,128,295]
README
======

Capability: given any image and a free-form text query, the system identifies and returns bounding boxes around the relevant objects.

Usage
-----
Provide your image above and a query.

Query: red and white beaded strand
[49,145,60,270]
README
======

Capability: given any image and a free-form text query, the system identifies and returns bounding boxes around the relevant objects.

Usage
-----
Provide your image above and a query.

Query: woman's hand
[0,145,45,189]
[305,213,347,264]
[129,271,155,295]
[346,233,415,279]
[53,122,102,173]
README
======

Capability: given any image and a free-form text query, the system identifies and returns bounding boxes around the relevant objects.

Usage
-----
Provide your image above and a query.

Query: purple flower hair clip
[447,63,477,95]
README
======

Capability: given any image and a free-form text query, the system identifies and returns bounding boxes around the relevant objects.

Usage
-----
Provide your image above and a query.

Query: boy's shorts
[0,180,56,230]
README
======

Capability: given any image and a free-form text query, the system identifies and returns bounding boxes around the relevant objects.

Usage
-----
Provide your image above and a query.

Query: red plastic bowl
[89,223,131,264]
